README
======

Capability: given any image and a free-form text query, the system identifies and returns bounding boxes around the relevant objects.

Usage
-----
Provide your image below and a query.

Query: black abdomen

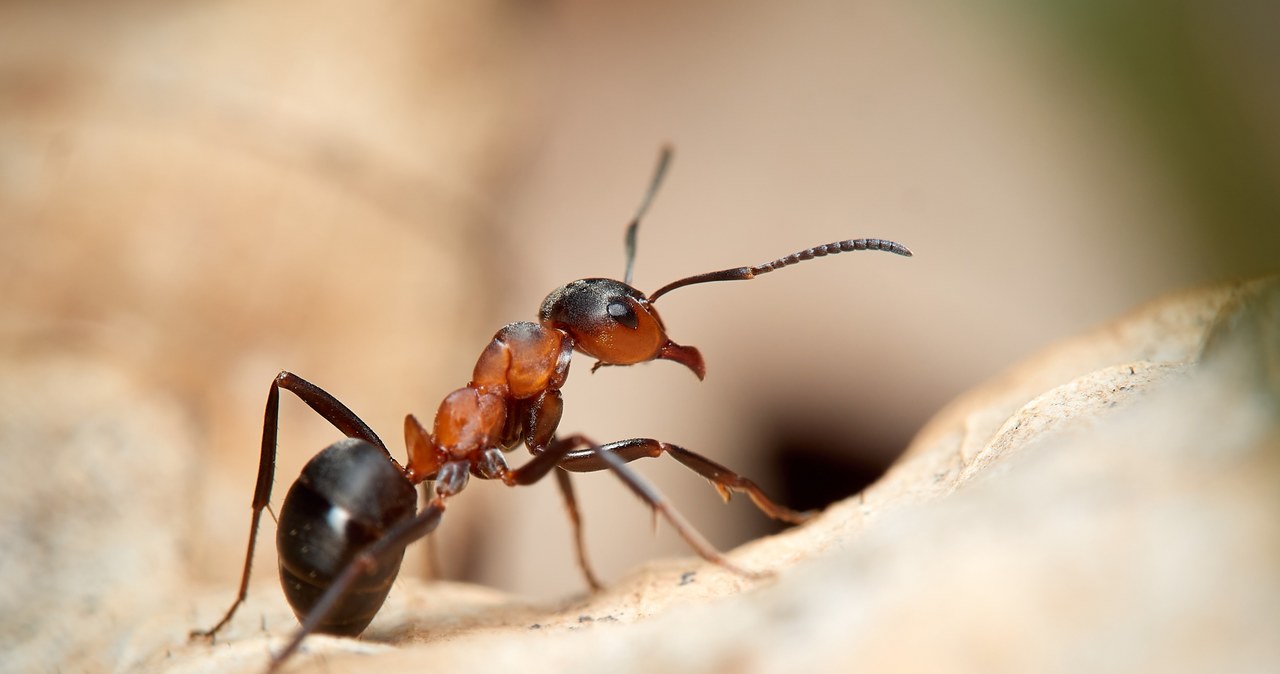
[276,438,416,636]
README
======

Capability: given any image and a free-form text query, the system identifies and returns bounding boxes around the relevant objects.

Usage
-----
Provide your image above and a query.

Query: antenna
[623,145,674,286]
[648,238,913,302]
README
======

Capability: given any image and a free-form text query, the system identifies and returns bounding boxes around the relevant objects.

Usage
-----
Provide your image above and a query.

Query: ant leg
[268,460,469,672]
[272,371,391,459]
[511,391,602,589]
[270,500,446,670]
[515,434,763,579]
[558,438,814,524]
[552,467,604,591]
[192,371,392,641]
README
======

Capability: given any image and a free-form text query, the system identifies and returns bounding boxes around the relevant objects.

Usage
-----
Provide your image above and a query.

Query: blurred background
[1,0,1276,648]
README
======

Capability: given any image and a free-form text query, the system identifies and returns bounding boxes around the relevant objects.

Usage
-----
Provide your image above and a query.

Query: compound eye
[606,300,639,329]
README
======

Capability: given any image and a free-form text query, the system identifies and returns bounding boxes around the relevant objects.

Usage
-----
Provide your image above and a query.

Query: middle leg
[553,467,603,591]
[495,432,762,577]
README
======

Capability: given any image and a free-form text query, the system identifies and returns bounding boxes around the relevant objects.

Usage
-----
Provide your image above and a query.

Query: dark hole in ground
[758,415,906,532]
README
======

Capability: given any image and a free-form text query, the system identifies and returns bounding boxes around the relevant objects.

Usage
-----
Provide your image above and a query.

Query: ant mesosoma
[191,147,912,671]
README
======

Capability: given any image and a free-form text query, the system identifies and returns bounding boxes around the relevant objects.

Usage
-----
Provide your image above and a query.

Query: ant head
[539,278,705,380]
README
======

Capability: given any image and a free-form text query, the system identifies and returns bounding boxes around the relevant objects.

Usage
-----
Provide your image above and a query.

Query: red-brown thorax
[405,322,570,481]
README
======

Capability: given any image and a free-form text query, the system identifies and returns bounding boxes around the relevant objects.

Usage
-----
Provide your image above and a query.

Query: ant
[191,147,912,671]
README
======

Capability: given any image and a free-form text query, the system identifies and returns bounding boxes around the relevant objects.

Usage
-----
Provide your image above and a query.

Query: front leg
[528,433,764,579]
[557,438,813,524]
